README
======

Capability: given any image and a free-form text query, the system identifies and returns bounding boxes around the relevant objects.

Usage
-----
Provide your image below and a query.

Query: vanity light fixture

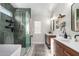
[58,14,66,18]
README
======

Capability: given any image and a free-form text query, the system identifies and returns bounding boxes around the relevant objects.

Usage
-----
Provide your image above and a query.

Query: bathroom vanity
[54,37,79,56]
[45,33,56,49]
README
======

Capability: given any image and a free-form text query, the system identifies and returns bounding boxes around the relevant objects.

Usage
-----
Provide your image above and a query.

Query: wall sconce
[50,16,57,21]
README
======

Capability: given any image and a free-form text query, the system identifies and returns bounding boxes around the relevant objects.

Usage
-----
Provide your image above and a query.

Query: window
[0,5,13,17]
[34,21,41,34]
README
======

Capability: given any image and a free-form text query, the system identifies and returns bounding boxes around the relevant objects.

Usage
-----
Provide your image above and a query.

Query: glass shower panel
[14,9,31,56]
[25,12,31,47]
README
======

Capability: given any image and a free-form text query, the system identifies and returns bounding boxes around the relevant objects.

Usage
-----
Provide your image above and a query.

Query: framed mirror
[71,3,79,32]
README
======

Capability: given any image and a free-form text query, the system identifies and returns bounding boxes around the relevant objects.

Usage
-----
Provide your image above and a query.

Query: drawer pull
[64,51,71,56]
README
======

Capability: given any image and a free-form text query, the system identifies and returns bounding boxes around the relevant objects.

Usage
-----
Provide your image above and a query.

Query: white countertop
[55,36,79,53]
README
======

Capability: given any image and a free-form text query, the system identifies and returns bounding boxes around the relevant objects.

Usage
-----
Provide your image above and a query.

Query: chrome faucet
[74,35,79,42]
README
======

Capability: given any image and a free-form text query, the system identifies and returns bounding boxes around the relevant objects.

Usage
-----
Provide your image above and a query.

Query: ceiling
[11,3,56,20]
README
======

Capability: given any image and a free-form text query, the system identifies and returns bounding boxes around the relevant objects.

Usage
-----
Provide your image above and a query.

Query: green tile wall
[0,3,15,44]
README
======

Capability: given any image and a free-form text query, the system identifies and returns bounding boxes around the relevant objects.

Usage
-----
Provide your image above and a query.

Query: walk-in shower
[0,4,31,56]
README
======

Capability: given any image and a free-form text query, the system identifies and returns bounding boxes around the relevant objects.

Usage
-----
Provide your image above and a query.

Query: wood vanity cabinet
[54,40,64,56]
[45,34,56,49]
[54,42,64,56]
[54,40,79,56]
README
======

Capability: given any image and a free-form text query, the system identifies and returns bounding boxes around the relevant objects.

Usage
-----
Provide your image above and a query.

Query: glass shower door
[14,8,31,56]
[25,11,31,47]
[23,11,31,55]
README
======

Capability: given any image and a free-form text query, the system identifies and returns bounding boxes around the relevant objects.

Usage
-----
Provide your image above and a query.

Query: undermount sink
[68,41,79,50]
[57,36,79,45]
[69,41,79,45]
[57,36,71,41]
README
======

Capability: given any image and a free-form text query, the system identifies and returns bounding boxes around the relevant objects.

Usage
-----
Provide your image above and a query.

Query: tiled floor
[45,44,53,56]
[26,44,52,56]
[32,44,45,56]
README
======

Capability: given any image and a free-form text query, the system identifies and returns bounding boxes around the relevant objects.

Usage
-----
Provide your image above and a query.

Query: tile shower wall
[0,3,15,44]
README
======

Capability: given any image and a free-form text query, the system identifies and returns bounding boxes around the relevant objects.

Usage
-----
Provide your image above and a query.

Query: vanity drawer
[63,45,79,56]
[54,40,64,56]
[54,40,64,47]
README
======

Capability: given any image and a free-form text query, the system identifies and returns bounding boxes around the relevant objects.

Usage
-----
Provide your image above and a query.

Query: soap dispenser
[64,32,67,39]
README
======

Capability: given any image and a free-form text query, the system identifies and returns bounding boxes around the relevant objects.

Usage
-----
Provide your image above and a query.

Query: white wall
[51,3,79,40]
[30,15,50,44]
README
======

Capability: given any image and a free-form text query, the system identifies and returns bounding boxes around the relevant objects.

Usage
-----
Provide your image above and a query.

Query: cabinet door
[54,40,64,56]
[64,45,79,56]
[55,43,64,56]
[63,51,71,56]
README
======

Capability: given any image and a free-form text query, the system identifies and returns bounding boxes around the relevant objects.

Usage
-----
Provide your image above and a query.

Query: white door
[30,19,44,45]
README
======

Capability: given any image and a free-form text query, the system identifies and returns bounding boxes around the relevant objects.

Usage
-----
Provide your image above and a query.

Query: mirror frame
[71,3,79,32]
